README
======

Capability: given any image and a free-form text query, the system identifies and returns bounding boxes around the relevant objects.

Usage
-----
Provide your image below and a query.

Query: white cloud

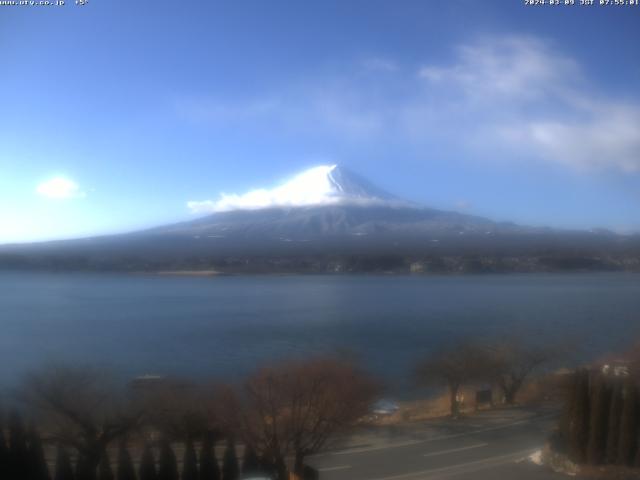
[36,177,85,199]
[176,37,640,173]
[418,36,640,172]
[187,164,399,214]
[188,165,342,213]
[418,36,579,101]
[499,105,640,172]
[186,200,217,214]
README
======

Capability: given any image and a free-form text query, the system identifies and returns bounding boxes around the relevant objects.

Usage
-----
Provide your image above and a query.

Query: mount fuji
[187,165,403,213]
[151,164,512,240]
[1,165,638,273]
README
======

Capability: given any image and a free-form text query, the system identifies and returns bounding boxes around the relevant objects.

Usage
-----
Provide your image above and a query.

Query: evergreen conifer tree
[258,456,274,478]
[273,456,287,480]
[606,378,623,464]
[182,439,198,480]
[0,414,9,480]
[558,373,575,449]
[54,445,75,480]
[116,443,136,480]
[9,411,30,479]
[586,374,610,465]
[568,369,590,463]
[616,379,639,466]
[76,452,98,480]
[157,440,178,480]
[198,435,219,480]
[28,426,51,480]
[241,444,260,477]
[139,444,157,480]
[98,450,114,480]
[221,440,238,480]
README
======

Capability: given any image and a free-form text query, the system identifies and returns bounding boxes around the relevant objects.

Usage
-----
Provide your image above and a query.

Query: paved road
[307,407,565,480]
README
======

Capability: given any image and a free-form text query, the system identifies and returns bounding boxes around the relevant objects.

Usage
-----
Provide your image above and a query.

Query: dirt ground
[369,373,568,426]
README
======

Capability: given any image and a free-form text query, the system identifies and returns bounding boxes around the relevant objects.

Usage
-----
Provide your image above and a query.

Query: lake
[1,272,639,394]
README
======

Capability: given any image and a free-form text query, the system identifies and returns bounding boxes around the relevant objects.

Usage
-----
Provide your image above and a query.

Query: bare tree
[416,341,492,417]
[20,366,142,480]
[236,357,378,478]
[130,377,205,440]
[486,339,560,405]
[130,376,230,444]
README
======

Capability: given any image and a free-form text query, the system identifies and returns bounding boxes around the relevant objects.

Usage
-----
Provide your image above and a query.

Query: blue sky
[1,0,639,243]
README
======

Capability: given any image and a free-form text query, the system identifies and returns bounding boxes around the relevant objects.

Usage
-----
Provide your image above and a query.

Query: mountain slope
[1,165,639,273]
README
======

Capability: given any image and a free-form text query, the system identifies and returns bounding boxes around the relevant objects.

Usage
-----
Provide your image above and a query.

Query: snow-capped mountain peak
[188,164,399,213]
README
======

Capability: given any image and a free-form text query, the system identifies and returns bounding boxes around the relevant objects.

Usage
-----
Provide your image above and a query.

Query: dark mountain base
[2,205,639,274]
[1,251,639,274]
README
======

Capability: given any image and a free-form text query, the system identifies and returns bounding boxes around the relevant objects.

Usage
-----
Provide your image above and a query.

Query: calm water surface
[1,272,639,393]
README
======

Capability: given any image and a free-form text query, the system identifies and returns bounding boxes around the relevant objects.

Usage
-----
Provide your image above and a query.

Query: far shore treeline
[2,251,640,274]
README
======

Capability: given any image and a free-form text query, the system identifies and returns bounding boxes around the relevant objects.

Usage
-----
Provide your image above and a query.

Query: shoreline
[1,268,640,277]
[154,270,222,276]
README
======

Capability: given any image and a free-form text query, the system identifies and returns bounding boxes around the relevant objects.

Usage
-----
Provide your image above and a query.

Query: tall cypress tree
[98,450,114,480]
[258,455,274,479]
[139,444,157,480]
[606,378,623,464]
[221,440,238,480]
[54,446,75,480]
[182,439,198,480]
[28,426,51,480]
[0,414,8,480]
[157,440,178,480]
[558,373,574,450]
[586,373,610,465]
[116,443,136,480]
[568,369,590,463]
[273,456,287,480]
[616,379,639,466]
[9,410,30,479]
[241,444,260,477]
[198,435,220,480]
[76,452,97,480]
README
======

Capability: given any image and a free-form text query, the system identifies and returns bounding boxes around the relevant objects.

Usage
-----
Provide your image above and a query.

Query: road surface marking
[321,413,555,457]
[422,442,488,458]
[330,440,423,455]
[370,448,539,480]
[317,465,352,472]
